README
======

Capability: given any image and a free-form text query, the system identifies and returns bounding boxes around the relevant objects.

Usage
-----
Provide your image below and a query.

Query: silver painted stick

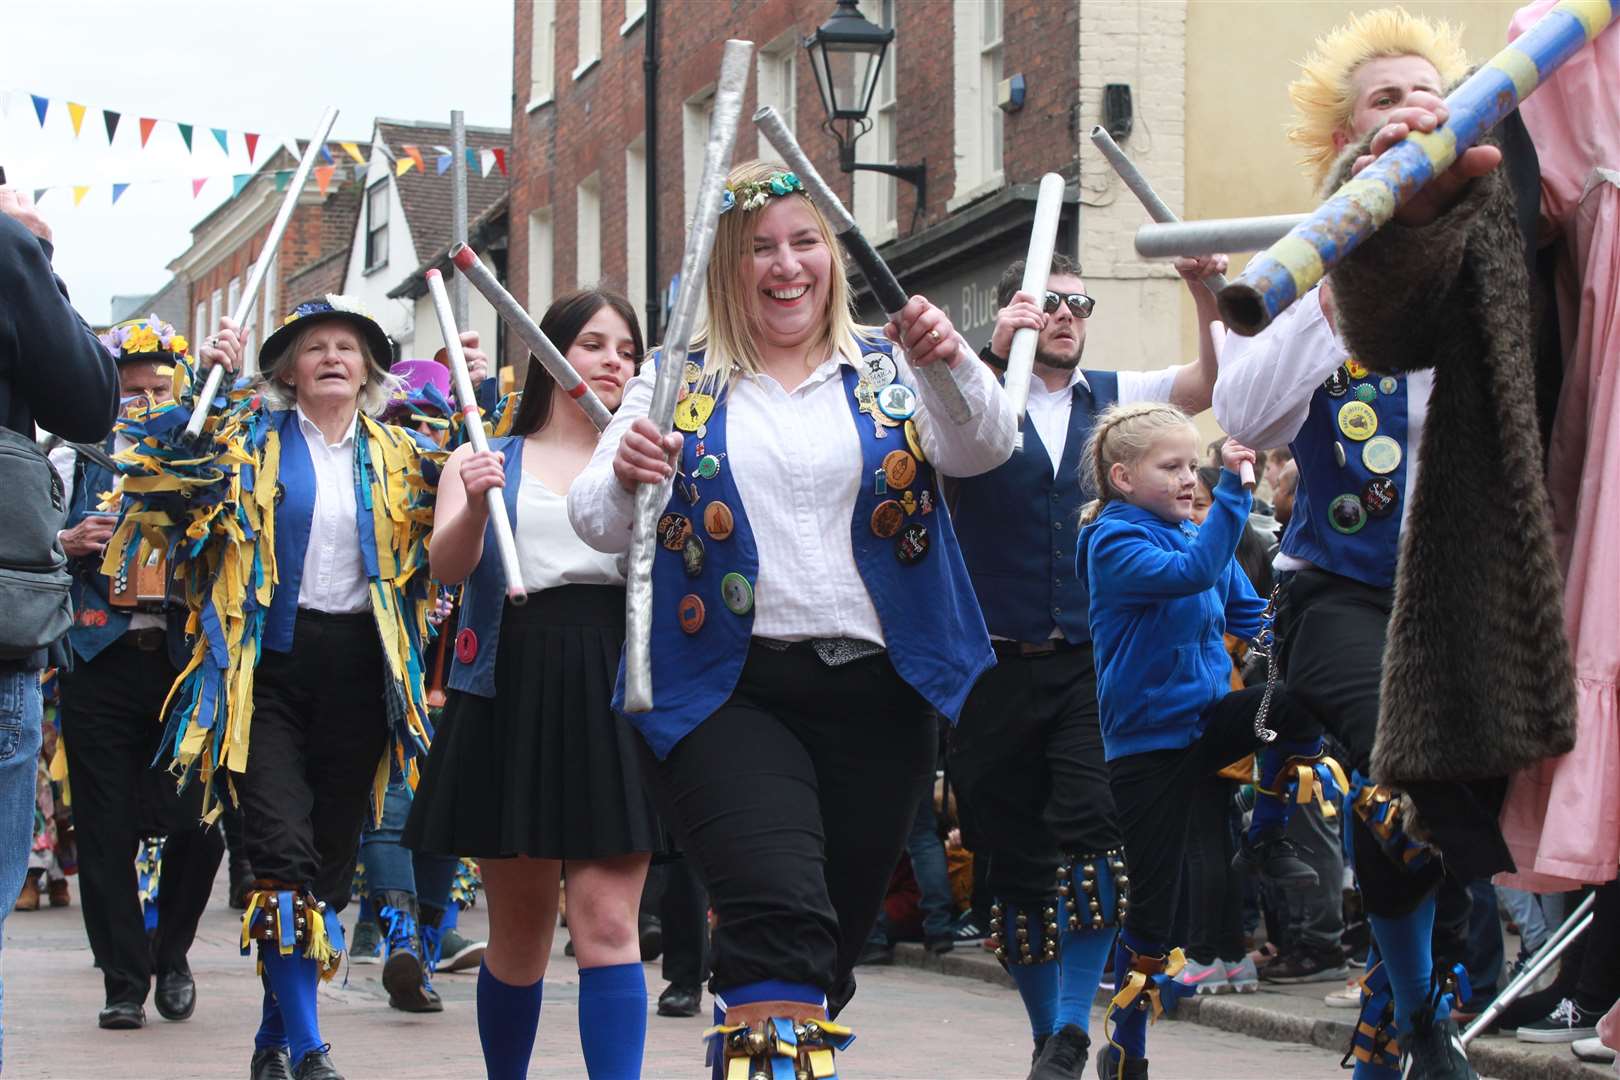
[450,243,612,431]
[426,268,527,606]
[1461,891,1596,1045]
[754,105,973,424]
[623,38,753,714]
[1089,126,1229,293]
[186,107,339,437]
[1135,214,1308,259]
[1006,172,1065,451]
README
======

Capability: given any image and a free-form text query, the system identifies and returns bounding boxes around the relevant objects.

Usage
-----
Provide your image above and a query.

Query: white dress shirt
[51,440,164,632]
[1212,285,1431,570]
[515,471,625,593]
[568,337,1015,644]
[1024,365,1180,477]
[293,407,371,614]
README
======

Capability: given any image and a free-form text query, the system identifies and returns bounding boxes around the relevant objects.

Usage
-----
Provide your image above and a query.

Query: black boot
[1028,1024,1089,1079]
[1094,1044,1148,1079]
[1399,1004,1477,1079]
[376,891,440,1014]
[1232,828,1319,889]
[250,1047,295,1080]
[291,1046,343,1080]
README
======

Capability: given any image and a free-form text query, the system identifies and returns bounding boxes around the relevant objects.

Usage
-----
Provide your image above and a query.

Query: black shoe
[1233,831,1319,889]
[292,1047,344,1080]
[1094,1044,1148,1079]
[97,1001,146,1029]
[1029,1024,1090,1079]
[855,941,895,967]
[1258,945,1347,985]
[1031,1033,1049,1067]
[250,1047,295,1080]
[155,969,196,1021]
[925,935,955,956]
[383,949,441,1013]
[1399,1006,1477,1078]
[638,913,663,962]
[657,983,702,1017]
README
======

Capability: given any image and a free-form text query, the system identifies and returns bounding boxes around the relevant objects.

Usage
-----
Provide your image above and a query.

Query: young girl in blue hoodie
[1077,402,1339,1080]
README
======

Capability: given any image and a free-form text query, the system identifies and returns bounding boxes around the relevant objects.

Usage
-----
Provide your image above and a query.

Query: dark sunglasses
[1044,291,1095,319]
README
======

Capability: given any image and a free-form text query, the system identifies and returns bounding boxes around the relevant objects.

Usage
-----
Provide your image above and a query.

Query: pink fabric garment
[1496,2,1620,893]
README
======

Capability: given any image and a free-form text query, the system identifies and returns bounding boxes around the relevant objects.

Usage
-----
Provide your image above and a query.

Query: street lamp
[803,0,926,225]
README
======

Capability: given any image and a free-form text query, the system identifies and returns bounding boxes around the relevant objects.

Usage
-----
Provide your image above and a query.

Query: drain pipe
[643,0,661,344]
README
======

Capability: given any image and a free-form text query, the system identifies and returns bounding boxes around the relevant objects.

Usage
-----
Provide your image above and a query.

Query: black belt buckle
[123,628,166,652]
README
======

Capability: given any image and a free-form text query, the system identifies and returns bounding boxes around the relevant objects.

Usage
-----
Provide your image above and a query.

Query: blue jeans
[360,777,459,909]
[0,668,44,1071]
[868,785,955,945]
[1496,885,1551,956]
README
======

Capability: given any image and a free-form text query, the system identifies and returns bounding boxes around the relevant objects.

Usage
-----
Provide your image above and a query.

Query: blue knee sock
[441,902,461,932]
[478,963,544,1080]
[1008,960,1060,1043]
[254,981,287,1052]
[579,963,648,1080]
[1251,738,1323,836]
[1367,896,1436,1037]
[1055,927,1116,1035]
[1106,931,1161,1060]
[260,950,322,1063]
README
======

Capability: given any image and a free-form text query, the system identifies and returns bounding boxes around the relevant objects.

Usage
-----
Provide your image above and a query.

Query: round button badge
[1328,494,1367,535]
[859,352,898,389]
[677,594,705,634]
[1378,376,1399,395]
[896,521,931,564]
[703,501,734,541]
[1354,383,1378,403]
[673,393,715,433]
[720,572,754,616]
[1337,400,1378,441]
[681,535,705,578]
[1362,435,1402,475]
[904,419,927,465]
[696,454,721,479]
[1361,476,1399,518]
[454,628,479,664]
[876,383,918,421]
[657,513,692,552]
[870,499,905,539]
[882,449,917,490]
[1323,366,1350,398]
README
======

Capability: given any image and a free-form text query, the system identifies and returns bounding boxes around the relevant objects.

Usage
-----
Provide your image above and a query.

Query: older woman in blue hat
[109,298,487,1080]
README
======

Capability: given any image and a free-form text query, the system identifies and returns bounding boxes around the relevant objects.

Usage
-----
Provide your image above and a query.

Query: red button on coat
[454,627,479,664]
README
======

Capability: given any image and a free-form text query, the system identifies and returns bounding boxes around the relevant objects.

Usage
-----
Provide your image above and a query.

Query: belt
[295,607,373,625]
[121,628,167,652]
[991,638,1082,659]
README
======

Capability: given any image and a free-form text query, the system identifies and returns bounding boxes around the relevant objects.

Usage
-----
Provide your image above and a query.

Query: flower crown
[99,315,188,359]
[283,293,378,327]
[720,172,804,214]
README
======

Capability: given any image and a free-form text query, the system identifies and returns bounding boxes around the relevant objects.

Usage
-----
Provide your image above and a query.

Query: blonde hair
[690,159,874,392]
[1078,402,1199,524]
[1287,7,1470,187]
[257,321,402,418]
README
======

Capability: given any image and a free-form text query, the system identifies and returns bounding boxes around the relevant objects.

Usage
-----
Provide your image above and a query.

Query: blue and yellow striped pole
[1218,0,1618,336]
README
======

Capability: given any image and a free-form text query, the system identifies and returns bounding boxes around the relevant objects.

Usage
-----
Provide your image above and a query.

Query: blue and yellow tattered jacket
[101,362,444,822]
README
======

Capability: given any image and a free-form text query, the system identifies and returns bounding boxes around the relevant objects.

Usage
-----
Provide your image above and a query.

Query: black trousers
[1108,685,1320,948]
[948,644,1121,906]
[637,642,936,1008]
[1279,569,1507,923]
[659,856,711,989]
[1182,775,1244,965]
[59,636,224,1006]
[236,611,388,910]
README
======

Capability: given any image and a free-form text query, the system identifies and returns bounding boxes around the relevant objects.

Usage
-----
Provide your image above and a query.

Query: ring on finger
[928,328,942,343]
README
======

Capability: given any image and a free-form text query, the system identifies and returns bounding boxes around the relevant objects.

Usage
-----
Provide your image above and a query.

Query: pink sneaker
[1175,957,1230,995]
[1225,956,1259,993]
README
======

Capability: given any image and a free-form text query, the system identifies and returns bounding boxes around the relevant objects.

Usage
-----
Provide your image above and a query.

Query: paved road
[4,878,1351,1078]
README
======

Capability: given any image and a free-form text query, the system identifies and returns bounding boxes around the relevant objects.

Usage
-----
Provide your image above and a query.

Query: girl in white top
[404,290,656,1080]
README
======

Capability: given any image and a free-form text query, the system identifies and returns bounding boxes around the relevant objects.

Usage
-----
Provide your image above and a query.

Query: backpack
[0,426,72,659]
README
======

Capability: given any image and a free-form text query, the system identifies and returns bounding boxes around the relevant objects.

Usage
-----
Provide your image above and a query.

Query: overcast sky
[3,0,514,325]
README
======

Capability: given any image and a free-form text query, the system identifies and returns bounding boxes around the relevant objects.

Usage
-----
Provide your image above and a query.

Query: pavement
[2,872,1609,1079]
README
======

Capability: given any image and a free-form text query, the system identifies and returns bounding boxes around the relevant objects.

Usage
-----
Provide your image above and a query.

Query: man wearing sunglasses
[943,250,1227,1079]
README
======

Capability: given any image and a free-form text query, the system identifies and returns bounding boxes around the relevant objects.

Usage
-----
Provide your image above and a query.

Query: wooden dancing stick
[426,267,526,606]
[622,38,754,714]
[449,243,613,431]
[1219,0,1618,336]
[1005,173,1066,450]
[754,105,973,424]
[186,107,340,437]
[1089,126,1229,293]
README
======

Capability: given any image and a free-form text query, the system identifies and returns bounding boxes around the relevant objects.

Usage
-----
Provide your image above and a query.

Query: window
[625,136,647,330]
[951,0,1004,204]
[261,254,278,339]
[576,174,602,287]
[575,0,602,78]
[756,35,797,161]
[364,182,389,273]
[528,208,555,315]
[854,0,898,240]
[194,302,206,345]
[209,287,223,335]
[682,89,716,226]
[529,1,558,109]
[227,276,241,319]
[620,0,645,34]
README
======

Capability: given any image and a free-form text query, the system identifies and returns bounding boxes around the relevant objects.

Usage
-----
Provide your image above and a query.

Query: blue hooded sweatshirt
[1076,469,1266,761]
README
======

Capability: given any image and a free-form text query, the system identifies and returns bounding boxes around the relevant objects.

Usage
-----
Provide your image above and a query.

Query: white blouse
[516,470,625,593]
[567,337,1015,644]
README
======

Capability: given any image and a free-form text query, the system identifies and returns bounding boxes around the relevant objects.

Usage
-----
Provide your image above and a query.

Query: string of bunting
[2,87,266,162]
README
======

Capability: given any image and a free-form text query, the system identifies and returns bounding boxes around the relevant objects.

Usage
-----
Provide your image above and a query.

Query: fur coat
[1327,128,1577,787]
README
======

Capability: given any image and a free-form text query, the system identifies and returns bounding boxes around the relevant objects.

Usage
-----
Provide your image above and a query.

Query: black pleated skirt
[404,584,662,861]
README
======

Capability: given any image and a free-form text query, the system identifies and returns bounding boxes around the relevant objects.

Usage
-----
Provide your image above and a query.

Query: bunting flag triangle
[31,95,49,127]
[33,189,47,204]
[232,174,253,196]
[493,148,507,175]
[192,177,208,198]
[245,132,260,162]
[111,183,130,205]
[341,141,365,164]
[177,123,194,151]
[465,148,478,170]
[320,143,334,164]
[395,156,416,177]
[435,154,452,175]
[212,127,230,154]
[314,165,335,195]
[67,102,87,137]
[139,118,157,147]
[479,148,496,177]
[405,145,426,172]
[273,170,291,192]
[104,109,121,143]
[72,185,91,207]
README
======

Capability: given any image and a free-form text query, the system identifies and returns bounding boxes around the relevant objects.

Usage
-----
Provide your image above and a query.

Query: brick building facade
[508,0,1088,360]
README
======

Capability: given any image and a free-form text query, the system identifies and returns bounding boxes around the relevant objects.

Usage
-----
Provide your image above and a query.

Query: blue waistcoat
[614,345,996,759]
[1281,365,1410,589]
[951,369,1118,643]
[447,435,526,698]
[64,441,132,661]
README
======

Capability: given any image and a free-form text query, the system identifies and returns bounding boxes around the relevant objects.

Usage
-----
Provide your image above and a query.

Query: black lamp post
[803,0,926,225]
